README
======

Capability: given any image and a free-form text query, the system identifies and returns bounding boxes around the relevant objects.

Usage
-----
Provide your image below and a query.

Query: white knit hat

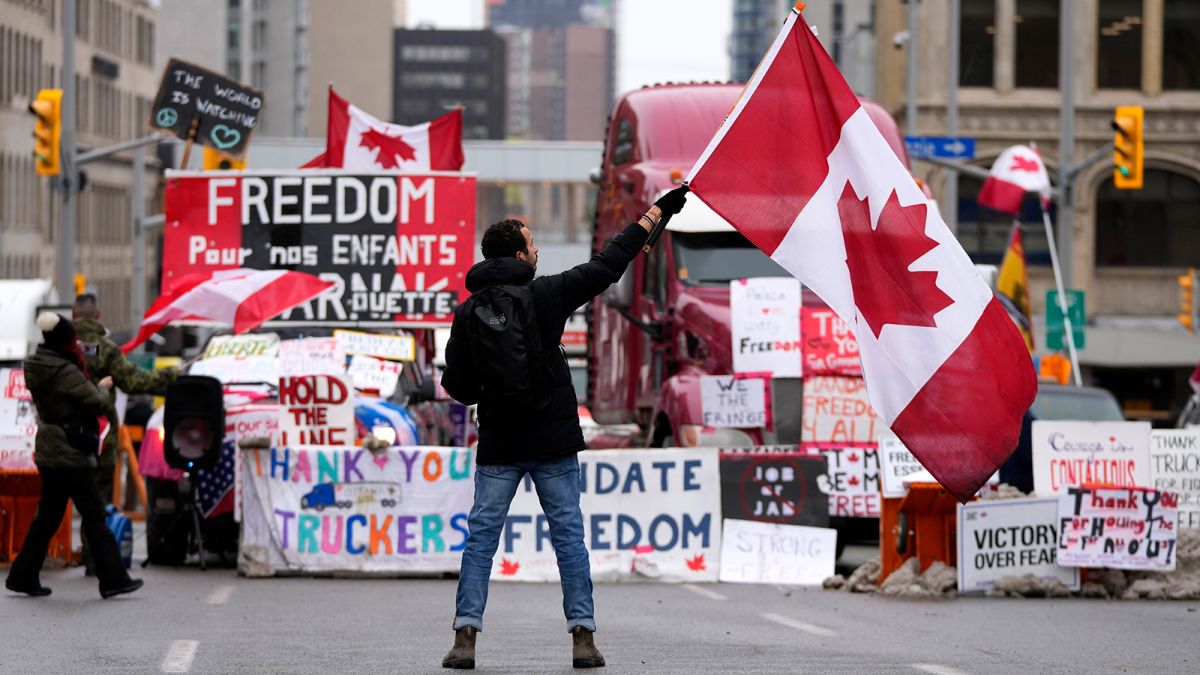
[36,311,61,333]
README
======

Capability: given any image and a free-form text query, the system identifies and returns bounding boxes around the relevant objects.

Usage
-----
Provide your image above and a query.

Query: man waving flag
[686,4,1035,501]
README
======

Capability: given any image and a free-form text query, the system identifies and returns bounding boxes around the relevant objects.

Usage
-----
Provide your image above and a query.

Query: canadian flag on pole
[978,145,1053,215]
[302,86,464,171]
[687,6,1036,501]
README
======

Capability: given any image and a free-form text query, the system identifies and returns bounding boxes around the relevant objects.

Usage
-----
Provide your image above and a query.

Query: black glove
[654,185,690,217]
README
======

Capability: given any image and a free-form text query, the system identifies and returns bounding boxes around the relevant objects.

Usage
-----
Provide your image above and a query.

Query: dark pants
[7,467,131,591]
[81,463,115,572]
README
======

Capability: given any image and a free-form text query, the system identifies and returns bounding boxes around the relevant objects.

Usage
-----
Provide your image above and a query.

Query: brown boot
[442,627,476,669]
[571,626,605,668]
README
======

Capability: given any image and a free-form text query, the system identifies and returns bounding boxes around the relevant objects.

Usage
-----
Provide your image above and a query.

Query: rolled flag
[302,86,464,171]
[978,145,1052,215]
[122,269,335,353]
[995,223,1035,353]
[686,6,1036,501]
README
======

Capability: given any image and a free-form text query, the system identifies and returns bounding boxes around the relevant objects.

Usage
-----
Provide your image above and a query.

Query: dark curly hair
[481,218,528,260]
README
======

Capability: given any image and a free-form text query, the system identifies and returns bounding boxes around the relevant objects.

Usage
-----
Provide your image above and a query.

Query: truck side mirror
[604,269,634,309]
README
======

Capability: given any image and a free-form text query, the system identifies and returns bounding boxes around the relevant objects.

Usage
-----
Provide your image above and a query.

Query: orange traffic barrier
[0,473,77,566]
[880,482,960,579]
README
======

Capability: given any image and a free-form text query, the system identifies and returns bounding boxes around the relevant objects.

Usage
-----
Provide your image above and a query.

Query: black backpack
[462,284,554,414]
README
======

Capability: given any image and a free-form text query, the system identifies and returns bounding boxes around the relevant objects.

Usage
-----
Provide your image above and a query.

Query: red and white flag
[302,86,464,171]
[122,269,334,353]
[687,7,1036,501]
[978,145,1052,215]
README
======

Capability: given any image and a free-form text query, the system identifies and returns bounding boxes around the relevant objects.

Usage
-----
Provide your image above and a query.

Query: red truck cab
[586,83,915,447]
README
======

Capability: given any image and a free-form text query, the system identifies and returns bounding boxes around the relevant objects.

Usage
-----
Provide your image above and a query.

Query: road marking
[682,583,726,601]
[161,640,198,673]
[760,613,836,637]
[910,664,971,675]
[206,584,235,605]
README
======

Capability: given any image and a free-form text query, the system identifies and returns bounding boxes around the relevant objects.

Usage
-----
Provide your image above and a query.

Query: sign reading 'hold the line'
[150,57,263,156]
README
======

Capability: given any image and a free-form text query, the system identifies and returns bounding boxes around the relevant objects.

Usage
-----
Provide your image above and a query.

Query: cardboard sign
[730,278,801,377]
[801,376,883,444]
[162,171,476,327]
[700,375,768,428]
[334,330,417,362]
[718,519,837,585]
[0,368,36,472]
[203,333,280,359]
[807,444,881,518]
[957,497,1079,593]
[239,446,475,574]
[347,354,403,397]
[278,374,356,447]
[497,449,721,582]
[718,450,828,527]
[1150,430,1200,528]
[150,57,263,156]
[1058,486,1178,571]
[877,435,925,498]
[279,338,346,377]
[1031,421,1151,497]
[801,306,862,378]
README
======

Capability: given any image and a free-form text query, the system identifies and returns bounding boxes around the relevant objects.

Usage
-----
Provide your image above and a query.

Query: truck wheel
[314,503,324,512]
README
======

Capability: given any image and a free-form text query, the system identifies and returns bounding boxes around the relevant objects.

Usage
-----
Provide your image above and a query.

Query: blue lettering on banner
[502,512,713,553]
[596,463,619,494]
[450,514,470,552]
[346,514,367,554]
[270,447,290,480]
[683,460,701,491]
[535,514,552,552]
[591,514,612,550]
[504,514,531,551]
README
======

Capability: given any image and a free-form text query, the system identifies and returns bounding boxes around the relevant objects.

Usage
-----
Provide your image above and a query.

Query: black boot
[5,578,51,597]
[572,626,605,668]
[100,578,143,599]
[442,626,476,669]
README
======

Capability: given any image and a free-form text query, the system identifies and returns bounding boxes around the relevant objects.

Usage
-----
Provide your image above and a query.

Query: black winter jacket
[443,221,648,464]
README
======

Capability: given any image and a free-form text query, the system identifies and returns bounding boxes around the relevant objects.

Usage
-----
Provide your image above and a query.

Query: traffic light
[1180,267,1197,333]
[29,89,62,176]
[203,147,246,170]
[74,274,86,297]
[1112,105,1144,190]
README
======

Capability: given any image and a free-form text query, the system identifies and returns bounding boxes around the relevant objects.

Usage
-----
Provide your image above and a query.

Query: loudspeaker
[164,375,225,471]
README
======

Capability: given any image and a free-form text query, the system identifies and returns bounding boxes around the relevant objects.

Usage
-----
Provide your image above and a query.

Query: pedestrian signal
[29,89,63,176]
[1180,267,1197,333]
[203,147,246,171]
[1112,106,1143,190]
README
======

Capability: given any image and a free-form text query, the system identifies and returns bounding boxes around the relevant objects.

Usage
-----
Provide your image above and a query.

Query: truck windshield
[673,232,790,285]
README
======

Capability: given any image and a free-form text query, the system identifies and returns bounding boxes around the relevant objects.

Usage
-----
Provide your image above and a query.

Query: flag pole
[1040,203,1082,386]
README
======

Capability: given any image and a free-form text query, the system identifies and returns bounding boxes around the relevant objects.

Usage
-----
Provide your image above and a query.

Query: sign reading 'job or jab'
[150,57,263,156]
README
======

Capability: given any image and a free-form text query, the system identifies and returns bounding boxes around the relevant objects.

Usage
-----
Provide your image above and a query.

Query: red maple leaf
[358,127,417,169]
[498,558,520,576]
[838,183,953,339]
[848,475,860,487]
[846,452,860,463]
[685,554,706,572]
[1009,155,1040,173]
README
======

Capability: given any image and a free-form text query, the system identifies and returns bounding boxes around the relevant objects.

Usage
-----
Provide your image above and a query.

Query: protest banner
[239,446,475,574]
[878,435,925,498]
[334,329,417,362]
[957,497,1079,593]
[278,337,346,377]
[347,355,403,397]
[700,375,768,428]
[718,519,836,585]
[1032,421,1151,497]
[1058,486,1178,571]
[278,374,356,447]
[161,171,475,327]
[496,448,721,582]
[801,375,883,444]
[150,58,263,157]
[805,444,881,517]
[0,368,36,472]
[730,278,801,377]
[801,306,861,378]
[718,449,828,527]
[1149,429,1200,529]
[190,334,280,384]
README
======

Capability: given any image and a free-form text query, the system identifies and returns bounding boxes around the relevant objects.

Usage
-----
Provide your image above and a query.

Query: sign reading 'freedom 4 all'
[162,171,476,327]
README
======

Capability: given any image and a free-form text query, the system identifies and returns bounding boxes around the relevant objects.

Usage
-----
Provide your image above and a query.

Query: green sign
[1046,289,1085,350]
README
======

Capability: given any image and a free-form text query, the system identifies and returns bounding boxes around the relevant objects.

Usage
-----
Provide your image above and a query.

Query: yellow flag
[996,223,1034,352]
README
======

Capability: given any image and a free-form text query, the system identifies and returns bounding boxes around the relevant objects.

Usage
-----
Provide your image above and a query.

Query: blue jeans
[454,453,596,633]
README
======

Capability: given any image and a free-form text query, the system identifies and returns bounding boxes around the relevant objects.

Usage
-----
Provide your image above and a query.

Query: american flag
[196,437,237,518]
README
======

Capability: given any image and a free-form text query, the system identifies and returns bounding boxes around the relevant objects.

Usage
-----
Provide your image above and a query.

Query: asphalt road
[2,538,1198,673]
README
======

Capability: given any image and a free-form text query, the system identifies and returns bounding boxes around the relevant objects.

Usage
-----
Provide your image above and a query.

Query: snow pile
[878,558,958,598]
[1118,528,1200,600]
[823,558,881,593]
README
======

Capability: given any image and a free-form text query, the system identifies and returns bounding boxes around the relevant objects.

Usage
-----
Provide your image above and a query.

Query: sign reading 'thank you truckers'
[150,58,263,156]
[162,171,476,327]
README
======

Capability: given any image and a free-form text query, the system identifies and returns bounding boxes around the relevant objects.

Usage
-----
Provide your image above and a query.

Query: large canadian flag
[687,7,1036,501]
[978,144,1052,215]
[303,86,464,171]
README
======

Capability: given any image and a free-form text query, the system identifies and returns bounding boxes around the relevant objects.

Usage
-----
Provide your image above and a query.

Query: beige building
[875,0,1200,419]
[0,0,160,334]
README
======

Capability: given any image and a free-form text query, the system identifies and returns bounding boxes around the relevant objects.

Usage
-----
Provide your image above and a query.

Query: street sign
[904,136,976,160]
[1046,289,1085,350]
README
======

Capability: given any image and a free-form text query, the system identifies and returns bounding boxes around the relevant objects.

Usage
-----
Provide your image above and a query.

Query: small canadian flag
[302,86,464,171]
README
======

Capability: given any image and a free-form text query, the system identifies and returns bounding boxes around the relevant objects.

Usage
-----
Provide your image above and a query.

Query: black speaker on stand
[144,376,225,571]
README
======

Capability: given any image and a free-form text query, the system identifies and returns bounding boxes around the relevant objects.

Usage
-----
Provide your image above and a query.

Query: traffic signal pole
[1057,0,1074,290]
[56,0,76,302]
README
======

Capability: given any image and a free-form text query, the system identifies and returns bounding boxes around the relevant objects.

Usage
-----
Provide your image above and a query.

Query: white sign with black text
[1149,429,1200,529]
[700,375,768,429]
[1031,421,1152,497]
[718,518,836,585]
[957,497,1079,593]
[729,277,801,377]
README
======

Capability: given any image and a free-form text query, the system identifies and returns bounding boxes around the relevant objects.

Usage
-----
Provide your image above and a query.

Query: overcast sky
[403,0,733,98]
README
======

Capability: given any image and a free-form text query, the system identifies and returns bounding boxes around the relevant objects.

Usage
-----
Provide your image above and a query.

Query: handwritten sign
[150,57,263,156]
[203,334,279,359]
[730,278,801,377]
[334,330,417,362]
[347,354,403,397]
[0,368,36,472]
[700,375,768,428]
[718,450,828,527]
[801,376,883,444]
[1058,486,1178,571]
[718,518,836,585]
[801,306,861,378]
[957,497,1079,593]
[278,374,355,447]
[279,338,346,377]
[1031,421,1151,497]
[1149,429,1200,529]
[807,444,881,518]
